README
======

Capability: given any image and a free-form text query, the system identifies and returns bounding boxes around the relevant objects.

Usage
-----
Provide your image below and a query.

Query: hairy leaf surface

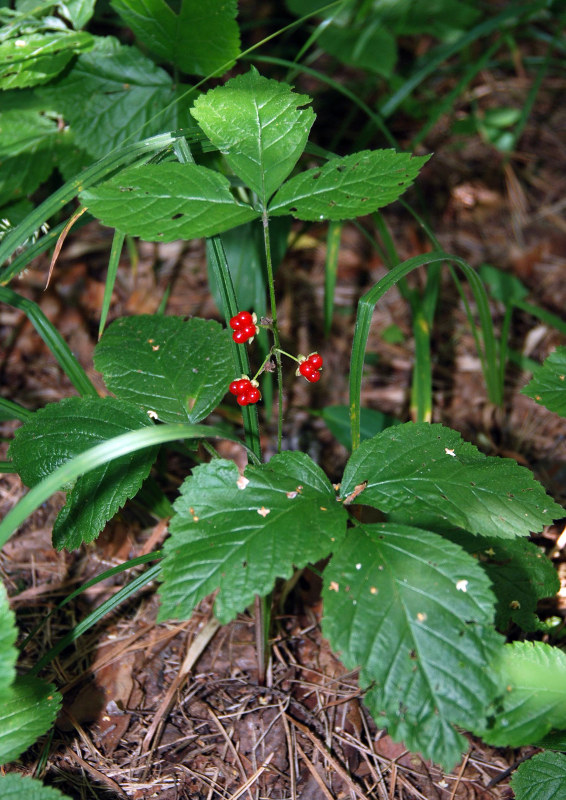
[192,68,315,205]
[40,37,187,159]
[483,642,566,747]
[268,150,429,221]
[0,584,17,697]
[323,522,503,769]
[159,453,347,624]
[94,316,231,423]
[9,398,157,550]
[448,533,559,632]
[0,773,72,799]
[511,751,566,800]
[81,162,259,242]
[522,346,566,417]
[0,677,61,766]
[340,423,563,538]
[0,32,93,89]
[112,0,240,76]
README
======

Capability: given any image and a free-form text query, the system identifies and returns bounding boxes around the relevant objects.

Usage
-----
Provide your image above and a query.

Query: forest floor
[1,52,566,800]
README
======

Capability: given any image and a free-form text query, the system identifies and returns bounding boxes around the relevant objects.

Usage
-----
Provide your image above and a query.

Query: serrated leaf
[268,150,430,221]
[511,751,566,800]
[449,533,559,632]
[159,453,347,624]
[0,676,61,766]
[0,583,17,697]
[483,642,566,747]
[111,0,240,76]
[192,68,315,205]
[40,37,190,160]
[0,31,94,89]
[522,347,566,417]
[322,523,503,770]
[58,0,96,29]
[340,423,563,539]
[0,774,72,800]
[9,397,157,550]
[94,315,232,423]
[81,162,259,242]
[0,109,58,159]
[318,20,397,78]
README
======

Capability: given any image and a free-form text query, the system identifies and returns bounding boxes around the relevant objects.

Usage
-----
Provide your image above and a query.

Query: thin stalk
[262,209,283,454]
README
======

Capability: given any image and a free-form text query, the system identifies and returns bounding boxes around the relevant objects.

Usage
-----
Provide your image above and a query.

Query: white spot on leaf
[236,475,249,490]
[257,506,270,517]
[456,579,468,592]
[445,448,456,457]
[329,581,339,592]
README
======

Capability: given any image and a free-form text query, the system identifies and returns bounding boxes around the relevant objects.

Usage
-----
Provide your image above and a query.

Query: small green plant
[1,3,565,797]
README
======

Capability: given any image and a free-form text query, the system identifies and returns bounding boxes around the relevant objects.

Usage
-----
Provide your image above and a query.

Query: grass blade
[0,423,259,549]
[324,221,342,337]
[350,251,499,450]
[98,230,125,339]
[0,286,97,397]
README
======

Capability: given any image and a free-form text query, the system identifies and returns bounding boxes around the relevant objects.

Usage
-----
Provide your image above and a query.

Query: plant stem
[262,209,283,453]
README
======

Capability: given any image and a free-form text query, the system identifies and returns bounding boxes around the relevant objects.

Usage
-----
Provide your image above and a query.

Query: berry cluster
[229,311,258,344]
[229,377,261,406]
[298,353,323,383]
[227,310,323,407]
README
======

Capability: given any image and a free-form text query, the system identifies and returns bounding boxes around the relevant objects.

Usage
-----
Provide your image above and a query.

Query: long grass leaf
[206,237,262,460]
[324,221,342,337]
[0,286,97,397]
[30,564,162,675]
[0,423,258,549]
[0,397,32,422]
[98,230,125,339]
[0,132,179,278]
[350,251,499,450]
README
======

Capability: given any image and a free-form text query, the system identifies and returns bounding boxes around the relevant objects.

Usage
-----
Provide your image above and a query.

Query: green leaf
[111,0,240,76]
[39,37,190,160]
[0,109,58,159]
[522,347,566,418]
[321,405,400,451]
[268,150,430,221]
[450,533,559,632]
[0,774,72,800]
[94,315,232,423]
[318,20,397,78]
[58,0,96,29]
[81,162,259,242]
[0,676,61,766]
[0,31,94,89]
[192,68,315,205]
[483,642,566,747]
[479,263,529,306]
[8,397,157,550]
[340,423,563,539]
[159,453,347,624]
[0,104,59,206]
[511,751,566,800]
[0,583,17,697]
[322,522,503,770]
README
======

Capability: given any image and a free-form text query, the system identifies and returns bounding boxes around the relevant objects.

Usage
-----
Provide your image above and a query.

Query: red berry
[299,362,315,378]
[308,353,323,369]
[246,387,261,404]
[233,330,249,344]
[307,370,321,383]
[237,392,250,406]
[229,377,250,395]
